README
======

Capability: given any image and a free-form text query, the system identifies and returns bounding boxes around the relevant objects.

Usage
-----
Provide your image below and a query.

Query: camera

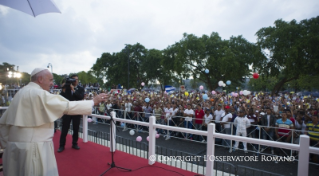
[62,77,76,89]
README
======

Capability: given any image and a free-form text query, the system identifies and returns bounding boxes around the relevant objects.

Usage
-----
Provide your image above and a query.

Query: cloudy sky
[0,0,318,75]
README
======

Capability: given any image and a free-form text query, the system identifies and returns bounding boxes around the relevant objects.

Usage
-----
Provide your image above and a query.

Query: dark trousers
[59,115,81,147]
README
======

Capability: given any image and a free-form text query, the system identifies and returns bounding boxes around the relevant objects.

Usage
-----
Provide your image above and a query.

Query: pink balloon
[239,99,242,101]
[156,134,160,138]
[141,82,145,86]
[147,136,150,141]
[199,85,204,90]
[136,136,142,142]
[239,91,243,95]
[234,93,238,97]
[87,118,92,122]
[231,92,235,96]
[212,91,216,95]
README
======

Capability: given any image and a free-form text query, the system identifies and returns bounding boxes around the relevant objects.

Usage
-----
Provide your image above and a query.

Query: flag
[165,85,176,92]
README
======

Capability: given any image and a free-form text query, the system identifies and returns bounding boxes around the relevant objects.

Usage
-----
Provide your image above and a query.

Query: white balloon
[243,90,251,96]
[222,83,226,87]
[129,130,135,135]
[218,81,224,87]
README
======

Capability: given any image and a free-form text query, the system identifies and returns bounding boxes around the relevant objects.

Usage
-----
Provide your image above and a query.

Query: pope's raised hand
[93,93,108,105]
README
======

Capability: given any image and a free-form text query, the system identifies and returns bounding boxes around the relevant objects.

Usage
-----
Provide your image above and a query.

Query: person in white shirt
[164,104,174,140]
[221,106,233,148]
[183,104,194,139]
[233,110,251,153]
[202,109,213,141]
[214,104,225,133]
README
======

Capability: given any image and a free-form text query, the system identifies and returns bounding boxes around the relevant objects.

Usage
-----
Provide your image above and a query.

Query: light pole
[125,45,130,89]
[47,63,53,73]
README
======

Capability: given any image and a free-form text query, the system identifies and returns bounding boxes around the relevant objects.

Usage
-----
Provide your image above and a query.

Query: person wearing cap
[0,68,108,176]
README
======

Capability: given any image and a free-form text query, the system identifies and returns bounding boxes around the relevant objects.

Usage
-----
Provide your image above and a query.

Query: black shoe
[57,146,64,153]
[72,145,80,150]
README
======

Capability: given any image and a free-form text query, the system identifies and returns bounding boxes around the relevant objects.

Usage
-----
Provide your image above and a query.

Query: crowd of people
[88,89,319,162]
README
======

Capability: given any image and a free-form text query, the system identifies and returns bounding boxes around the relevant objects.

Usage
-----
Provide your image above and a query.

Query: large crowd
[86,89,319,162]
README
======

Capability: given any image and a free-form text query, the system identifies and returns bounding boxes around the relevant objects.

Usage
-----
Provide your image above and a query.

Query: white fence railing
[83,111,319,176]
[1,106,319,176]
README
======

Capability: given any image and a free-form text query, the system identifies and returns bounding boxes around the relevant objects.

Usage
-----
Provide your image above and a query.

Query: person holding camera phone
[58,74,85,152]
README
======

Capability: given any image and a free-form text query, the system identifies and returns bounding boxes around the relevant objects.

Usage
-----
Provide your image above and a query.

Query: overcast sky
[0,0,318,75]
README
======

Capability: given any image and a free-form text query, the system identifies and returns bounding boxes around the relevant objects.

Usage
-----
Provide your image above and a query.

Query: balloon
[145,98,150,102]
[121,122,125,127]
[210,98,214,102]
[185,92,189,96]
[218,81,224,87]
[141,82,145,86]
[226,80,231,85]
[199,85,204,90]
[231,92,235,97]
[212,91,216,95]
[147,136,150,141]
[136,136,142,142]
[243,90,251,96]
[222,83,226,87]
[239,91,243,95]
[156,134,160,138]
[235,93,238,97]
[202,94,208,100]
[87,118,93,123]
[129,130,135,136]
[205,69,209,74]
[253,73,259,79]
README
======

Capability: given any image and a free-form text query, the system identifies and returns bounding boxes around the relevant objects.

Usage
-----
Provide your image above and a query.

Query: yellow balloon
[185,92,189,96]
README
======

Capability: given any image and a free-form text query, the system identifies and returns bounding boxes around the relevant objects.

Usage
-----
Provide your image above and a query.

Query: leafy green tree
[169,32,258,90]
[77,71,97,85]
[248,76,278,92]
[52,73,64,86]
[255,16,319,95]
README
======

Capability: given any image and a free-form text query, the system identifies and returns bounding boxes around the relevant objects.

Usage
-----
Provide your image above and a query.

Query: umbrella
[0,0,61,17]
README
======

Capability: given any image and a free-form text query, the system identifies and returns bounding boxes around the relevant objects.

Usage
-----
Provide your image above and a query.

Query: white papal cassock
[0,82,92,176]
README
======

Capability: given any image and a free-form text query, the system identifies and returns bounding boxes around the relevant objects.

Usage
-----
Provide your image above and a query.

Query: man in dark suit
[260,107,277,154]
[58,74,84,152]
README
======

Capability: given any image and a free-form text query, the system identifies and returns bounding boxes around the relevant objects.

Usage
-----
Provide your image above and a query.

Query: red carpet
[53,131,198,176]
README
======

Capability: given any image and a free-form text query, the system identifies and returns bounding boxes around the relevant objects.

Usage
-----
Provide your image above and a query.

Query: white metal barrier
[83,111,319,176]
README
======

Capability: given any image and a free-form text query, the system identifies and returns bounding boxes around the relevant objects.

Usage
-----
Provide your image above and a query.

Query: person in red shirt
[194,104,205,142]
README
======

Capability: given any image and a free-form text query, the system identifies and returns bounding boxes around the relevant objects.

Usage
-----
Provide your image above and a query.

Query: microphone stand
[100,111,131,175]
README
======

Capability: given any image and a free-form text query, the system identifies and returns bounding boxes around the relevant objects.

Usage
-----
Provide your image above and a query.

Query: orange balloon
[210,99,214,102]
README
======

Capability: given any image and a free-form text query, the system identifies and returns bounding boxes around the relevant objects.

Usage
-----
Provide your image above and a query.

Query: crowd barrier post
[110,111,116,152]
[298,135,309,176]
[123,111,127,131]
[148,116,156,165]
[83,115,88,143]
[206,123,215,176]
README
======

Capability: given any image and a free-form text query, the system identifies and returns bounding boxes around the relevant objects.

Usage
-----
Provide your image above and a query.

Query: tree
[169,32,258,90]
[248,76,278,92]
[77,71,97,85]
[255,16,319,95]
[91,43,149,89]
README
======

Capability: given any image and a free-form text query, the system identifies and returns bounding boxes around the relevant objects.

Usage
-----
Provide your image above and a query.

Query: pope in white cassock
[0,68,108,176]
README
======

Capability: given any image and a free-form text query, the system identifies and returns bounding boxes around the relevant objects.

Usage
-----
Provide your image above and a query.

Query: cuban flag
[165,85,176,92]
